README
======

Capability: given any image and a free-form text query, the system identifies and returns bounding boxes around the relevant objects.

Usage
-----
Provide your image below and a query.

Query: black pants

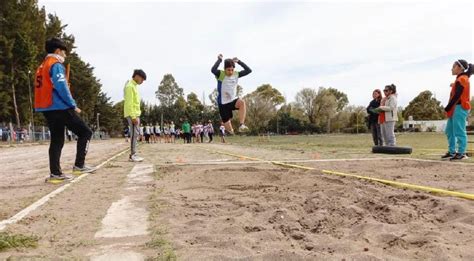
[43,109,92,175]
[209,133,213,143]
[370,122,383,146]
[185,132,192,143]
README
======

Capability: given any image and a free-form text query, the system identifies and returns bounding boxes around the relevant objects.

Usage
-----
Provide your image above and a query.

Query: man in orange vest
[35,37,94,180]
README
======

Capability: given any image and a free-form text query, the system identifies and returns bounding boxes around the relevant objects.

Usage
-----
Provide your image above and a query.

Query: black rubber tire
[372,146,412,154]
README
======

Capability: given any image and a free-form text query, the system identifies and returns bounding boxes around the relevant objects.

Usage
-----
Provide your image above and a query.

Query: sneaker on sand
[441,152,455,160]
[238,124,249,132]
[49,173,72,180]
[450,153,469,161]
[73,165,97,174]
[129,154,144,162]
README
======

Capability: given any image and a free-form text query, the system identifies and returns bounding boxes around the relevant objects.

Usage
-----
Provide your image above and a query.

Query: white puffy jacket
[379,94,398,122]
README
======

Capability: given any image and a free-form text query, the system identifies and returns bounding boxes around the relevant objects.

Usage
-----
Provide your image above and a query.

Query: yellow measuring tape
[207,148,474,201]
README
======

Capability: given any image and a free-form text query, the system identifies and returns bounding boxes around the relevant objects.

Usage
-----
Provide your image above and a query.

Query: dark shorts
[218,98,238,123]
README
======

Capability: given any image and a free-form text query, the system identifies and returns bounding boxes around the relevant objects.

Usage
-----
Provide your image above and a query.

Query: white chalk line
[0,148,130,231]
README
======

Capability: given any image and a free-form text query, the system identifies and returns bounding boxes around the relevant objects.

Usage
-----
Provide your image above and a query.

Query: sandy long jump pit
[154,153,474,260]
[0,142,472,260]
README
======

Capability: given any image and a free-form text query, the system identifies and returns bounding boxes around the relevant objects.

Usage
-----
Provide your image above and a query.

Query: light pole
[96,113,100,139]
[356,111,359,134]
[27,70,35,142]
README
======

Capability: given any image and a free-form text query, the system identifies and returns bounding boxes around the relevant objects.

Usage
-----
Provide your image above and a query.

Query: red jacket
[447,74,471,118]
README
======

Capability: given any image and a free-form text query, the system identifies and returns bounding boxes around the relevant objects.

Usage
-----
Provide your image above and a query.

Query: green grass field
[224,132,473,162]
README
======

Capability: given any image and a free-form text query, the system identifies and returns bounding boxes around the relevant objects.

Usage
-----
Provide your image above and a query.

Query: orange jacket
[34,56,60,109]
[378,98,386,124]
[446,74,471,118]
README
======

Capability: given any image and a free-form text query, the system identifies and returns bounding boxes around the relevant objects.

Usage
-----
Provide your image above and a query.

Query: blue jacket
[35,63,77,112]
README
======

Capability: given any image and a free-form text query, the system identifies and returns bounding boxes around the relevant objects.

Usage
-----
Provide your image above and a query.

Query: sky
[37,0,473,108]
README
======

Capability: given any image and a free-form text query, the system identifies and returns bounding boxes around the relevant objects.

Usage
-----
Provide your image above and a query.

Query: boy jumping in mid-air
[211,54,252,134]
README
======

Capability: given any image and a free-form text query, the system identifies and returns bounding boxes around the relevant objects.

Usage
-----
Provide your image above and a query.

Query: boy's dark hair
[457,59,474,77]
[224,59,235,69]
[385,84,396,94]
[132,69,147,80]
[45,37,68,53]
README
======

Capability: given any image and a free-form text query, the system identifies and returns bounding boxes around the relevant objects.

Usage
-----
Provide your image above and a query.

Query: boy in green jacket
[124,69,147,162]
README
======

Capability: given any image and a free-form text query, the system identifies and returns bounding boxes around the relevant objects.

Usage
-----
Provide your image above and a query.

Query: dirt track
[0,141,473,260]
[0,140,128,221]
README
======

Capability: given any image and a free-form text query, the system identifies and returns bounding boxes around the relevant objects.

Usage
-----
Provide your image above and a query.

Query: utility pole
[277,117,279,135]
[356,112,359,134]
[160,110,163,130]
[96,113,100,139]
[27,70,35,142]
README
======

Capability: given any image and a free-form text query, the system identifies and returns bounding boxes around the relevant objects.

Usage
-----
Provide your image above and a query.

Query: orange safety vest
[447,74,471,118]
[34,56,61,109]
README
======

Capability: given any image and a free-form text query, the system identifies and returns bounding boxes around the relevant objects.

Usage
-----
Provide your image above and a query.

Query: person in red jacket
[442,59,472,160]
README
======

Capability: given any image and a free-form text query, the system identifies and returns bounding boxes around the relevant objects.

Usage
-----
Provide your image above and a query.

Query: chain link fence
[0,125,109,145]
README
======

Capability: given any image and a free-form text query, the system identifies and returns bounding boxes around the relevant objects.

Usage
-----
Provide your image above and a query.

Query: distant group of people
[124,121,177,144]
[123,120,224,144]
[190,121,215,143]
[367,59,472,161]
[0,127,29,143]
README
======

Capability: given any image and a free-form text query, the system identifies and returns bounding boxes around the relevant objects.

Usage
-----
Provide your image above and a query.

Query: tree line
[0,0,121,134]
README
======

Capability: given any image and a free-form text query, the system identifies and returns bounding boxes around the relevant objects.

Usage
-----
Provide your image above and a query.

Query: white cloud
[38,0,473,108]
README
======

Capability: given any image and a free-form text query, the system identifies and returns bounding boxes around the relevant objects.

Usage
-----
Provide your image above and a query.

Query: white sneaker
[73,165,97,174]
[129,154,144,162]
[238,124,249,132]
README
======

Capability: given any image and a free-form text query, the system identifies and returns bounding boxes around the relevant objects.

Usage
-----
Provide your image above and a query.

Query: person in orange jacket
[35,37,94,180]
[442,59,472,160]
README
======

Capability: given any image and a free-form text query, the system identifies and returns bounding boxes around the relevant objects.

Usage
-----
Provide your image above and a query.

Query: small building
[402,119,447,132]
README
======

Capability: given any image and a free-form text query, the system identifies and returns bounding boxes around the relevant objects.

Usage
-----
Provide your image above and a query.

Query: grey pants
[370,123,383,146]
[381,121,396,146]
[126,117,140,156]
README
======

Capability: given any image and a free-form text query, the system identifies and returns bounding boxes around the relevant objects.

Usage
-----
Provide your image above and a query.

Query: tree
[346,106,368,133]
[269,110,303,134]
[0,1,122,136]
[295,88,318,124]
[0,0,45,127]
[244,92,277,134]
[253,84,285,107]
[185,92,204,123]
[327,87,349,112]
[93,92,123,134]
[156,74,184,109]
[313,87,337,132]
[173,96,187,121]
[241,84,285,134]
[403,90,445,120]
